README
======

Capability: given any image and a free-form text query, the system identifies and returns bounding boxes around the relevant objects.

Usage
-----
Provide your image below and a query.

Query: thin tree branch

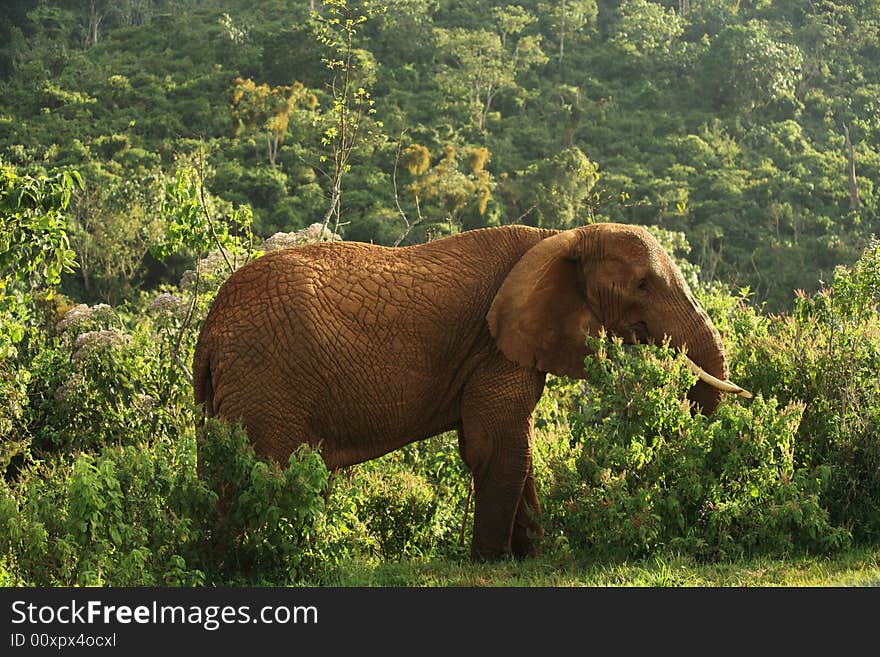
[195,144,234,273]
[392,132,426,247]
[171,256,201,386]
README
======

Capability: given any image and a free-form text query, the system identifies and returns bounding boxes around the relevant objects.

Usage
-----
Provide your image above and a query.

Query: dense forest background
[2,0,880,308]
[3,1,880,586]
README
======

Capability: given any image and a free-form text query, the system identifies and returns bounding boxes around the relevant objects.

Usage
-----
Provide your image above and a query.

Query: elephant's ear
[487,230,600,378]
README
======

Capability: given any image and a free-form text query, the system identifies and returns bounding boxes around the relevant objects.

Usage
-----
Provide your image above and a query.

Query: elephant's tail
[192,340,215,420]
[192,339,216,483]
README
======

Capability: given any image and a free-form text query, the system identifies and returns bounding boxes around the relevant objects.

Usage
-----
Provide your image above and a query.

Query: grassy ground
[319,546,880,587]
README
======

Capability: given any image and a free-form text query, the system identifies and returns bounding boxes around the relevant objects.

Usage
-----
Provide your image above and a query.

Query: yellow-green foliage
[401,143,431,176]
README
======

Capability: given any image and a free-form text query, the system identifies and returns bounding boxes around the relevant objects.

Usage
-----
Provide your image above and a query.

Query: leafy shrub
[0,438,209,586]
[318,436,470,565]
[0,161,79,359]
[357,469,439,560]
[11,300,189,460]
[0,363,29,471]
[731,239,880,542]
[537,334,850,560]
[0,419,332,586]
[196,420,330,585]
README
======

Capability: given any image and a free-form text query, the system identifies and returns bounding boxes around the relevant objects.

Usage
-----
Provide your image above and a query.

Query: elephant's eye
[637,278,649,292]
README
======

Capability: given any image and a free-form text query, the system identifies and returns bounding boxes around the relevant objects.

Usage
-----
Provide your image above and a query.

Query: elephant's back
[211,224,549,301]
[197,228,551,383]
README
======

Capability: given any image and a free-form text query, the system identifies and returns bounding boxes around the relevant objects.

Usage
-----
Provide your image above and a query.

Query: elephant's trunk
[684,325,729,414]
[685,344,727,415]
[671,297,734,415]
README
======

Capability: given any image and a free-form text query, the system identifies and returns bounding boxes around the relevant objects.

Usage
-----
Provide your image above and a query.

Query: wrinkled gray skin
[194,223,728,560]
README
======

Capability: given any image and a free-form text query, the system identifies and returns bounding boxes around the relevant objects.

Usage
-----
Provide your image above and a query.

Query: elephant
[192,222,749,560]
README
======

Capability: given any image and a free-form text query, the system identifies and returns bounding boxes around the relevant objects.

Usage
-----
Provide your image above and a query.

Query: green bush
[357,468,439,560]
[196,419,330,585]
[5,295,196,463]
[0,438,208,586]
[317,436,470,566]
[731,239,880,542]
[0,419,332,586]
[537,335,850,560]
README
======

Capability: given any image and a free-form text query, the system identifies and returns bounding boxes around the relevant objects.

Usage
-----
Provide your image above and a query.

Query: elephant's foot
[510,524,541,559]
[470,538,516,562]
[470,530,540,561]
[470,506,543,561]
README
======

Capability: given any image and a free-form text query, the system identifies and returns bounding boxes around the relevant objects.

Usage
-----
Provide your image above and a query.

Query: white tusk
[684,357,754,399]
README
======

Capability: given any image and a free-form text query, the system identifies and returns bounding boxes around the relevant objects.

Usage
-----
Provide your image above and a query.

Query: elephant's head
[487,223,749,414]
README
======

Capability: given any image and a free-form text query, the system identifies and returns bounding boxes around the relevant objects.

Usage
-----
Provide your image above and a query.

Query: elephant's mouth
[620,321,752,400]
[623,321,651,344]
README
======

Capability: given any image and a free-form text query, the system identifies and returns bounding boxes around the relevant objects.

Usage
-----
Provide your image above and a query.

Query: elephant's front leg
[459,363,545,560]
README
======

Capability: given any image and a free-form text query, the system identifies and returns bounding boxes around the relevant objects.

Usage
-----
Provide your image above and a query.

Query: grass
[317,546,880,587]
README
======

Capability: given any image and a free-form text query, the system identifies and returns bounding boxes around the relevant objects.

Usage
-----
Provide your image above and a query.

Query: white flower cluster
[148,292,183,314]
[54,373,86,404]
[55,303,113,334]
[72,329,131,361]
[261,223,342,252]
[133,393,158,414]
[178,250,234,291]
